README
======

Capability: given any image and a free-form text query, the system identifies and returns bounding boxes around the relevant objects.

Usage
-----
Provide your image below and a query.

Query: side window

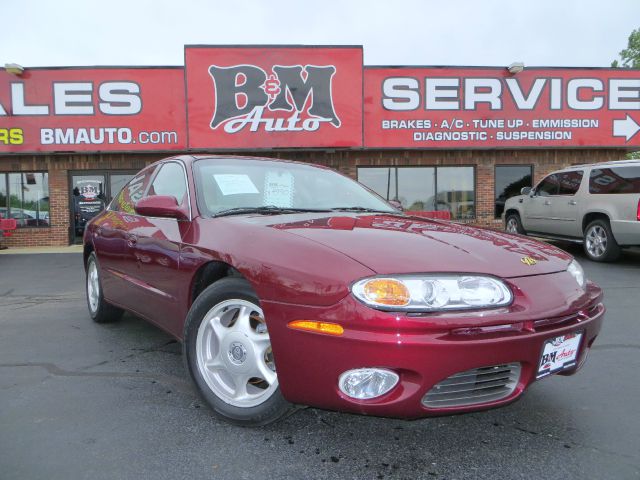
[536,174,559,197]
[111,167,156,214]
[590,166,640,194]
[149,162,187,204]
[557,170,583,195]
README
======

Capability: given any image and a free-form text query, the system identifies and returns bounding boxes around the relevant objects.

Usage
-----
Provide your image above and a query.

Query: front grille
[422,363,521,408]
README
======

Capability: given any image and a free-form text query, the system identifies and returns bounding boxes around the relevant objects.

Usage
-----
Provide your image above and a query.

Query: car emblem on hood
[521,256,537,266]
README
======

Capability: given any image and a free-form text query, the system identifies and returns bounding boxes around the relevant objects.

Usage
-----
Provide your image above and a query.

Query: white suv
[503,160,640,262]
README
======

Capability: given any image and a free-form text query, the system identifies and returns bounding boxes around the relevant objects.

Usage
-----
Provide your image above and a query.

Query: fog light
[338,368,399,400]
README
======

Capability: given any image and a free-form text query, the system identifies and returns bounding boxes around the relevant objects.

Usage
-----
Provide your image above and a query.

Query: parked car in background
[504,160,640,262]
[0,207,49,227]
[84,155,604,425]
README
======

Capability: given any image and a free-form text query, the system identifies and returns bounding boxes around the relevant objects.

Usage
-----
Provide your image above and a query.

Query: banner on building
[0,68,187,153]
[184,46,363,149]
[364,67,640,149]
[2,54,640,153]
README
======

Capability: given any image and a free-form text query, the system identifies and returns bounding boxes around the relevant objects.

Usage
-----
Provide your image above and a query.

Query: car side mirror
[388,200,404,211]
[134,195,189,220]
[520,187,532,196]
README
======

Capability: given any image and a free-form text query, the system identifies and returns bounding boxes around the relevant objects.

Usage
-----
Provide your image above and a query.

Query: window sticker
[264,171,294,207]
[213,174,259,196]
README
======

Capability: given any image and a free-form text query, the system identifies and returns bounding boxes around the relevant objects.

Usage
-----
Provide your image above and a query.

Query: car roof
[554,159,640,173]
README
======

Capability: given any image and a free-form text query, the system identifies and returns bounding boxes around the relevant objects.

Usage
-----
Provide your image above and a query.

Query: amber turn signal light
[363,278,411,306]
[288,320,344,336]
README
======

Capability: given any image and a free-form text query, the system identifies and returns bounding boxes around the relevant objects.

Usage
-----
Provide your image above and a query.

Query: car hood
[245,213,573,278]
[504,195,526,208]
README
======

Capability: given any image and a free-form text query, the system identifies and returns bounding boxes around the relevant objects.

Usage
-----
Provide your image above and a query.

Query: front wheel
[183,277,292,426]
[505,213,526,235]
[583,219,621,262]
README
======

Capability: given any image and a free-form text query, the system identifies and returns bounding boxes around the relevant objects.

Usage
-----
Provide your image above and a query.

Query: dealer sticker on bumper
[537,332,583,379]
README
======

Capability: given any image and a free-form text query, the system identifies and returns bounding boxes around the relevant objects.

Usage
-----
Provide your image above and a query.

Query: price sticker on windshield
[264,171,294,207]
[213,174,259,196]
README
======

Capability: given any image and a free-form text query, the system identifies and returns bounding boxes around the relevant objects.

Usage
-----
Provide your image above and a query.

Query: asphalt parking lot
[1,247,639,480]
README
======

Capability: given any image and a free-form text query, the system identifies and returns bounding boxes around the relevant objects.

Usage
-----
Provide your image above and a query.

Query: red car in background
[83,155,604,425]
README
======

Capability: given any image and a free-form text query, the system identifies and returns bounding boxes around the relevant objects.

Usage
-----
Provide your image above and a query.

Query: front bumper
[263,271,604,418]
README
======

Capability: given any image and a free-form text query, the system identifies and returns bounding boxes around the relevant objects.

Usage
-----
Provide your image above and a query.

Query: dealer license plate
[537,332,583,379]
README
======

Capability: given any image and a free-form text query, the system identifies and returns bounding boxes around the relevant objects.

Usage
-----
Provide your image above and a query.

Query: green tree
[612,28,640,68]
[612,28,640,158]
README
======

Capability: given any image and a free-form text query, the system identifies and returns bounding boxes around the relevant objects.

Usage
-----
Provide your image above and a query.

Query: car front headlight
[351,275,513,312]
[567,260,586,289]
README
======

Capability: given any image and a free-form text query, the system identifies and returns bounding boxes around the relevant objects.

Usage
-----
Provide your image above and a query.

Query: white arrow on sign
[613,114,640,142]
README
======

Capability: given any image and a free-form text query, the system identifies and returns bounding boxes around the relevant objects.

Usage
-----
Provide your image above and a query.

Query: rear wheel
[505,213,525,235]
[183,277,292,426]
[86,252,123,323]
[583,219,621,262]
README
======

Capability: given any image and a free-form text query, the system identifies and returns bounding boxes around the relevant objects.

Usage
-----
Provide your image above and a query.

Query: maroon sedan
[84,155,604,425]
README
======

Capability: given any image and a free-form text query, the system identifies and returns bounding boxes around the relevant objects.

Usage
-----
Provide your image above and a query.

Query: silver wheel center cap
[228,342,247,365]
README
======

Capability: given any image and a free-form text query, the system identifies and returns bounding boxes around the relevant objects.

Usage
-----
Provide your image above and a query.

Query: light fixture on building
[507,62,525,75]
[4,63,25,76]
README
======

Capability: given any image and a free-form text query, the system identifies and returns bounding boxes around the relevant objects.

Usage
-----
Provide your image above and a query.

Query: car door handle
[544,201,551,206]
[568,200,577,205]
[126,234,138,247]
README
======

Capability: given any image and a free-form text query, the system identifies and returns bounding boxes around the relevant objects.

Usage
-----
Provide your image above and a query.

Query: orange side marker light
[288,320,344,336]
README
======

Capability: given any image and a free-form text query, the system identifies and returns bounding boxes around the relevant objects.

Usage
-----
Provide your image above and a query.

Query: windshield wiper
[330,206,397,213]
[214,206,331,217]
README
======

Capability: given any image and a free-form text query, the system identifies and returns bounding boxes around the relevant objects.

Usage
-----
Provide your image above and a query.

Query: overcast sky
[3,0,639,68]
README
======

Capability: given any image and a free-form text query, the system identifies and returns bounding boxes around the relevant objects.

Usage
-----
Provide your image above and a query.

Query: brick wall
[0,149,627,247]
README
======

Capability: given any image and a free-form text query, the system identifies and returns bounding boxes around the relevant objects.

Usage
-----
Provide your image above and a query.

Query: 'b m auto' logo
[208,64,341,134]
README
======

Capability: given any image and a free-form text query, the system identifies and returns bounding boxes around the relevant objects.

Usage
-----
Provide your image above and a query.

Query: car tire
[583,219,621,262]
[505,213,526,235]
[86,252,124,323]
[183,277,293,426]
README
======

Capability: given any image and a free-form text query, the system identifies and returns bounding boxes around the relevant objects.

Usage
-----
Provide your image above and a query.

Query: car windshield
[193,158,397,216]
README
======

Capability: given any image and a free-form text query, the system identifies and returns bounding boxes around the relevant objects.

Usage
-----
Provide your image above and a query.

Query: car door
[548,170,584,237]
[126,161,193,335]
[522,174,559,233]
[92,166,157,306]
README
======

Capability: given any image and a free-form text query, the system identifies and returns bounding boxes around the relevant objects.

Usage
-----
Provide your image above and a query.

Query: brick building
[1,46,637,247]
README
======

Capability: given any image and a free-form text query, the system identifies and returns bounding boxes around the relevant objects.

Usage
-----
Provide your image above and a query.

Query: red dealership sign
[0,68,187,153]
[184,46,363,149]
[1,52,639,154]
[364,67,640,149]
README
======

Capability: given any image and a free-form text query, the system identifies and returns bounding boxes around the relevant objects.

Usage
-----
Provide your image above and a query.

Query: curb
[0,245,83,255]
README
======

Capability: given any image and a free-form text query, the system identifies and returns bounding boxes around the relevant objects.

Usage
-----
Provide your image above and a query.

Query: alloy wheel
[195,299,277,408]
[506,218,519,234]
[87,261,100,314]
[586,225,608,258]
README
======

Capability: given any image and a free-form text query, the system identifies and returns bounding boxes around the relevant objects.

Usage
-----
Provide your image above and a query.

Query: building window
[357,166,475,220]
[436,167,475,220]
[495,165,532,218]
[395,167,435,210]
[0,172,49,227]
